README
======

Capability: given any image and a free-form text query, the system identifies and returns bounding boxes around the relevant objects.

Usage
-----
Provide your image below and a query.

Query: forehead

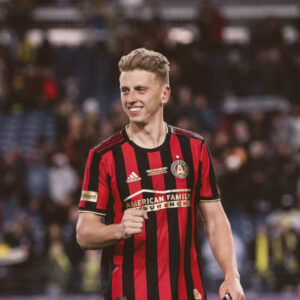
[119,69,159,86]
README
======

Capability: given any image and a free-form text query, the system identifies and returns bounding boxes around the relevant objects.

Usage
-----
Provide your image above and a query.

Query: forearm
[76,209,147,250]
[77,216,122,250]
[204,209,239,279]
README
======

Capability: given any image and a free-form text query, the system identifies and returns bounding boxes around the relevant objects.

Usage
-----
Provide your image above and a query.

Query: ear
[161,85,171,104]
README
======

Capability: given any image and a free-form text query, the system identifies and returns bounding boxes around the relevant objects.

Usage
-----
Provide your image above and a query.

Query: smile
[129,107,143,112]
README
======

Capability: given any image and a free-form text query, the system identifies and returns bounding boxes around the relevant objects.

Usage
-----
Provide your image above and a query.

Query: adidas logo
[126,171,141,183]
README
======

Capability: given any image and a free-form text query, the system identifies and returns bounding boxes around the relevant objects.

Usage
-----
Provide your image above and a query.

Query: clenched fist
[119,208,148,239]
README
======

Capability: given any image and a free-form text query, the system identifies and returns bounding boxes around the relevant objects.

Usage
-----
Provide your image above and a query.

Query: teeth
[129,107,142,112]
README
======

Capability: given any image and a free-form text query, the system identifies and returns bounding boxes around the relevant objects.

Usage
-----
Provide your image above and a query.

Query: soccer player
[76,48,245,300]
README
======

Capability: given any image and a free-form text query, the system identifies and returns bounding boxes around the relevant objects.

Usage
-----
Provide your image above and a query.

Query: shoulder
[90,130,126,156]
[169,125,204,141]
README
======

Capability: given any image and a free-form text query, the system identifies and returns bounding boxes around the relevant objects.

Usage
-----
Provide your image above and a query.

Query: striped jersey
[79,124,220,300]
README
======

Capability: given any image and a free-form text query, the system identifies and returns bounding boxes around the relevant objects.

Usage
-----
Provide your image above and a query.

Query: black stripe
[160,140,180,300]
[177,135,195,300]
[93,131,123,151]
[112,146,135,300]
[88,150,102,191]
[78,203,106,215]
[101,247,113,300]
[196,161,202,194]
[84,151,105,213]
[97,136,125,153]
[134,148,159,300]
[100,176,115,300]
[100,173,115,300]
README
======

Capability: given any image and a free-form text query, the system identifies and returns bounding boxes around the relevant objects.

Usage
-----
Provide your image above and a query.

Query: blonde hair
[118,48,170,84]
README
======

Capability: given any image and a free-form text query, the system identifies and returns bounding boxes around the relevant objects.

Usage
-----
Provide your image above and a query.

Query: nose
[126,90,137,103]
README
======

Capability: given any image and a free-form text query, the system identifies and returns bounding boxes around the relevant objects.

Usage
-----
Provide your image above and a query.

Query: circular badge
[171,160,189,178]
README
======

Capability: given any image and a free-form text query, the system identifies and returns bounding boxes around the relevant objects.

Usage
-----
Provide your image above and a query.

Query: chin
[129,117,147,126]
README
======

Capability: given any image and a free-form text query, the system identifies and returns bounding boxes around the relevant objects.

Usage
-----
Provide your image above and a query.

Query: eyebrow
[120,85,148,90]
[135,85,148,90]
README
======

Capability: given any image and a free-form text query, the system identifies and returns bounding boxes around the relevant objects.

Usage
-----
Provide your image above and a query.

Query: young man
[77,48,245,300]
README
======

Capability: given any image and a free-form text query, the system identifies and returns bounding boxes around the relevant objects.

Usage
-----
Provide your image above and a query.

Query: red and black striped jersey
[79,124,220,300]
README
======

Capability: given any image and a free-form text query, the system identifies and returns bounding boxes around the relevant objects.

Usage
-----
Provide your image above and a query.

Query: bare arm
[76,209,148,250]
[199,201,244,300]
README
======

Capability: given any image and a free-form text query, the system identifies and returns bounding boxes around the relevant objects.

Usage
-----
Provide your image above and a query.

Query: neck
[127,120,168,149]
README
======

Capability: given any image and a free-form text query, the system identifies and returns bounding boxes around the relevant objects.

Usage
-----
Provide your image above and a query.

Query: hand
[119,208,148,239]
[219,276,245,300]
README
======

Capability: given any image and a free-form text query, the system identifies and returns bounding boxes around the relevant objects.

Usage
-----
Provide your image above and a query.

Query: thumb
[143,210,148,220]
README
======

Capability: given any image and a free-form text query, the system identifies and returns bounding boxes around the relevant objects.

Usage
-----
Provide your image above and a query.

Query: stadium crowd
[0,1,300,295]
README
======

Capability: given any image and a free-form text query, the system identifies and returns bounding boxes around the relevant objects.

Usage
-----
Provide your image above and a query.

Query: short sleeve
[198,140,221,202]
[78,149,110,216]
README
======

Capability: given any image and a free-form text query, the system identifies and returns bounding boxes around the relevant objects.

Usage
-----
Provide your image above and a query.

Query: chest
[110,149,197,213]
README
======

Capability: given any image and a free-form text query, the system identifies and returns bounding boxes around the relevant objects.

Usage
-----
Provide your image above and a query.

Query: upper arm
[198,140,221,203]
[77,212,105,231]
[79,149,110,216]
[76,212,106,248]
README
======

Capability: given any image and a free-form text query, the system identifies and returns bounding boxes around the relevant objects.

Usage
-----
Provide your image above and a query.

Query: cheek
[120,98,127,109]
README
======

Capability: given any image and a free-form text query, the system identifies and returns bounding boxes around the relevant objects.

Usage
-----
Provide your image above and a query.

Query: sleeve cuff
[199,198,221,203]
[78,209,106,216]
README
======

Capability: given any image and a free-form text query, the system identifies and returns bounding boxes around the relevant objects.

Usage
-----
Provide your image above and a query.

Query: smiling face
[120,69,170,126]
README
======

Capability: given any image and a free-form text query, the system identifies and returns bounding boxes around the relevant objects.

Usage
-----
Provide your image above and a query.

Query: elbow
[76,224,88,249]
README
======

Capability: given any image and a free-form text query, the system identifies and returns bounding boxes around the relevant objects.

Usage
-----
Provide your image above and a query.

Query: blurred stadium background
[0,0,300,298]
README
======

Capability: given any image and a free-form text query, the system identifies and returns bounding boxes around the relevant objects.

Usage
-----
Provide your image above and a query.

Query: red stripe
[97,153,110,210]
[80,149,95,208]
[97,137,125,153]
[94,132,123,152]
[108,151,124,300]
[170,134,188,300]
[173,129,194,137]
[121,142,147,300]
[199,142,214,198]
[147,151,172,300]
[190,139,206,298]
[173,128,203,140]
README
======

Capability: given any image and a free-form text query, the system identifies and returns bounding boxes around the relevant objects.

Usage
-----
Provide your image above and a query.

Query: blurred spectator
[250,48,288,96]
[48,153,78,206]
[0,54,8,109]
[0,151,25,227]
[36,36,54,68]
[62,206,84,293]
[42,69,60,107]
[197,0,225,52]
[25,150,49,200]
[22,65,44,109]
[46,241,71,295]
[0,151,24,202]
[62,77,80,103]
[251,215,300,292]
[17,36,36,65]
[225,49,249,97]
[81,250,101,294]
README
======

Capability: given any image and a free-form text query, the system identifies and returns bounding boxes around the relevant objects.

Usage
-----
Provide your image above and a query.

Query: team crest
[171,160,189,178]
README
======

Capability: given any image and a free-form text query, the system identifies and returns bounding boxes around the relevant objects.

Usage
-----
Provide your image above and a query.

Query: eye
[121,88,129,95]
[137,87,147,93]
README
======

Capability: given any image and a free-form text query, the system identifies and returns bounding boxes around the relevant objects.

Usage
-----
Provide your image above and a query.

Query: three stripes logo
[126,171,141,183]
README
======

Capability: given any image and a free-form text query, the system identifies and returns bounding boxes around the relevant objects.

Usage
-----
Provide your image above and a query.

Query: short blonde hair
[118,48,170,84]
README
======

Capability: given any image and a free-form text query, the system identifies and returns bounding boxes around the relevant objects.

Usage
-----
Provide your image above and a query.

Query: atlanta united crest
[171,160,189,178]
